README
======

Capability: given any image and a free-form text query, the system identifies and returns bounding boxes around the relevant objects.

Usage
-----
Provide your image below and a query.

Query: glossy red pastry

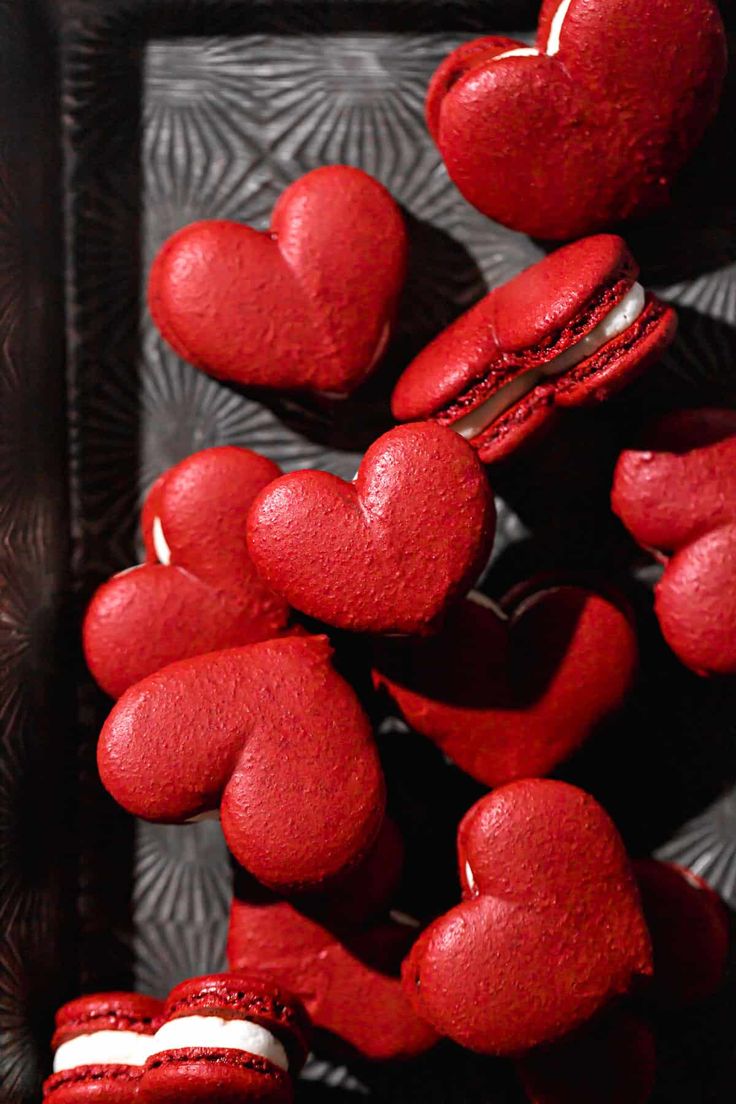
[247,422,495,634]
[140,974,309,1104]
[391,236,677,463]
[373,583,637,786]
[426,0,726,239]
[635,859,729,1009]
[97,636,385,892]
[228,886,438,1062]
[612,408,736,675]
[516,1009,656,1104]
[84,446,291,698]
[43,992,162,1103]
[148,166,407,395]
[402,780,652,1054]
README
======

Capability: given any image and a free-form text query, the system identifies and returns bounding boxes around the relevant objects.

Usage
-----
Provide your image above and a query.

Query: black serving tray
[2,0,736,1100]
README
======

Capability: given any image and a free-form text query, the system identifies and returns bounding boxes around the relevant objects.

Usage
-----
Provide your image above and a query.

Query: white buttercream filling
[53,1030,152,1073]
[152,516,172,565]
[149,1015,288,1072]
[546,0,573,54]
[464,861,477,895]
[453,282,646,442]
[491,0,573,62]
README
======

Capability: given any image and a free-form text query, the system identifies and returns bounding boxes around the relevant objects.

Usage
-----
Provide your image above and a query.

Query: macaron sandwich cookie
[391,235,677,463]
[43,992,163,1103]
[139,973,309,1103]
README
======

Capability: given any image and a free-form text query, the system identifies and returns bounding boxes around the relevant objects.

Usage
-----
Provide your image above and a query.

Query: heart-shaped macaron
[402,780,652,1054]
[391,236,677,463]
[426,0,726,239]
[373,583,637,787]
[84,446,292,698]
[228,882,438,1062]
[98,636,385,892]
[612,408,736,675]
[148,166,407,395]
[246,422,495,634]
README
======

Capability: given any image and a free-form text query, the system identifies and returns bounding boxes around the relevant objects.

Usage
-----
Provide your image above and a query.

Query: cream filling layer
[452,282,646,442]
[464,861,477,895]
[492,0,573,61]
[53,1030,152,1073]
[149,1015,289,1072]
[152,516,172,565]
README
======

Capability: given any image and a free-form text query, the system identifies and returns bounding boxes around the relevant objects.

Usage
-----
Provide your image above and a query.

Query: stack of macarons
[54,1,733,1101]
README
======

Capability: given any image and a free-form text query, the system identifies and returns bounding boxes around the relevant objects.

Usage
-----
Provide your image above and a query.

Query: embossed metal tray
[2,0,736,1100]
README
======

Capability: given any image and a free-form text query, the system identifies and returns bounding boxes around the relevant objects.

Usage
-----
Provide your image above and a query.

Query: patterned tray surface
[53,2,736,1101]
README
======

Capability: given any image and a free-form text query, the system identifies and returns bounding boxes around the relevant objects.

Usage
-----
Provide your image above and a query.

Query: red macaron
[246,422,495,634]
[402,780,652,1055]
[228,888,438,1063]
[425,0,726,239]
[391,236,677,463]
[97,636,385,892]
[148,166,407,396]
[373,582,638,787]
[140,974,309,1104]
[83,446,292,699]
[43,992,163,1104]
[612,407,736,675]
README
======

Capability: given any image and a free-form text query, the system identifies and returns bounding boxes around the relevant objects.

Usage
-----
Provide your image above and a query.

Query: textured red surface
[140,1050,293,1104]
[515,1008,656,1104]
[426,0,726,239]
[83,447,291,698]
[635,860,729,1009]
[148,165,407,395]
[612,408,736,674]
[372,583,637,786]
[402,780,652,1054]
[247,422,495,633]
[391,236,676,462]
[43,1064,146,1104]
[228,892,438,1062]
[97,636,385,891]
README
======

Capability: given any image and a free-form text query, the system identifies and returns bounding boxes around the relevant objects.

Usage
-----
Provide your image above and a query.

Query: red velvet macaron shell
[403,780,652,1055]
[97,636,385,892]
[84,446,291,699]
[515,1008,657,1104]
[655,525,736,676]
[427,0,726,239]
[612,408,736,674]
[140,974,308,1104]
[228,894,439,1062]
[373,583,637,787]
[295,815,405,929]
[425,36,523,141]
[148,166,407,396]
[612,408,736,553]
[44,993,163,1104]
[391,237,676,464]
[635,859,729,1009]
[246,423,495,634]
